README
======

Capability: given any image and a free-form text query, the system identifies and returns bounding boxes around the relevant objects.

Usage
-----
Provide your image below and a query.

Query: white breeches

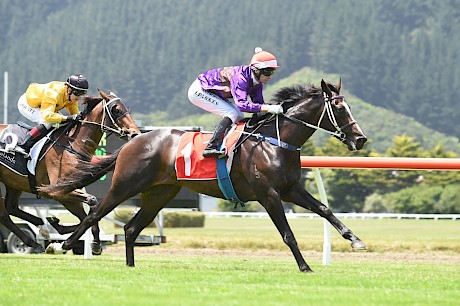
[187,79,244,123]
[18,94,53,129]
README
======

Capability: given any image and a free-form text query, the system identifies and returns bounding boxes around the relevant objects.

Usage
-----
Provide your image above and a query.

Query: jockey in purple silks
[188,47,283,158]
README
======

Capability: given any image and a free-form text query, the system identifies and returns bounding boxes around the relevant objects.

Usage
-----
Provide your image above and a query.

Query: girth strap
[27,173,40,197]
[216,157,245,209]
[254,134,301,151]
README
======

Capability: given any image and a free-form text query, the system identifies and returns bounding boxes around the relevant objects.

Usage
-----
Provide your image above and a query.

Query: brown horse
[0,90,140,253]
[42,80,367,272]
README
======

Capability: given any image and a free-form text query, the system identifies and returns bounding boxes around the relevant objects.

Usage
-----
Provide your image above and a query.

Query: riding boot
[15,124,49,156]
[203,117,233,158]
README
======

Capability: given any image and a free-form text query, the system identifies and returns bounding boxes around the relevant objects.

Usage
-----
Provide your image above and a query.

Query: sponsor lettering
[0,151,16,164]
[195,91,219,106]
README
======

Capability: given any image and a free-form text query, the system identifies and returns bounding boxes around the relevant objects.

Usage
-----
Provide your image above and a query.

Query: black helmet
[66,74,89,95]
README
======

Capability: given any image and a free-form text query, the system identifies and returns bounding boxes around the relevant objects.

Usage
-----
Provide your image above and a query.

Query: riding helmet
[66,74,89,91]
[250,47,280,69]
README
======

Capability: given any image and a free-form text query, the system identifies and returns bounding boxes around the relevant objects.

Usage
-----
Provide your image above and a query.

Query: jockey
[188,47,283,158]
[15,74,88,156]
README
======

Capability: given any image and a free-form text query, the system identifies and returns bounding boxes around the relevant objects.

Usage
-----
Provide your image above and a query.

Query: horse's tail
[38,146,122,196]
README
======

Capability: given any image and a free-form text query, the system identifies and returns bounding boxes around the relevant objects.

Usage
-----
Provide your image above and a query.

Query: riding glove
[266,105,284,114]
[64,112,82,122]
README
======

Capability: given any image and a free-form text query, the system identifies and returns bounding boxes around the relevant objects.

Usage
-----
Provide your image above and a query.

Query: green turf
[1,217,458,305]
[0,254,458,306]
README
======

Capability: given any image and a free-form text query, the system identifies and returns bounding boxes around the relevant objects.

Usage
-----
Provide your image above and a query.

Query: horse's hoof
[86,195,98,206]
[46,216,60,225]
[351,240,367,250]
[91,242,103,255]
[38,224,51,240]
[299,264,314,273]
[45,242,67,255]
[33,245,45,254]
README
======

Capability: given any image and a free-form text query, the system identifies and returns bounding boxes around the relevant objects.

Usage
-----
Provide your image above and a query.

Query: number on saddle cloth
[0,124,30,151]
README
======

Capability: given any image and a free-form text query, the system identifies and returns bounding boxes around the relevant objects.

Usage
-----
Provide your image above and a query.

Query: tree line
[1,0,459,140]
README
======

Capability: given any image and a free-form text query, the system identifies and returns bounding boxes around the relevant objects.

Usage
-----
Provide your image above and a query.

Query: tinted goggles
[72,89,87,96]
[259,68,276,76]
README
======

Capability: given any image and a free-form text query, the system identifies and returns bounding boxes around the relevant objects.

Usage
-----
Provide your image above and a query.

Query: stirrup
[203,148,227,158]
[13,146,29,157]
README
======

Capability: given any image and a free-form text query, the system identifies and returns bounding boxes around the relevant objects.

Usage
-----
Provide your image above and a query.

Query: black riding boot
[203,117,233,158]
[15,124,49,156]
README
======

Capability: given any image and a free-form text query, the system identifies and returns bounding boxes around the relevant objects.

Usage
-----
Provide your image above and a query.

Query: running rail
[301,156,460,170]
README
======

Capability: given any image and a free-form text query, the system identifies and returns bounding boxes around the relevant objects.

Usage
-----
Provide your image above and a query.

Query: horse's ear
[337,78,342,93]
[321,79,332,97]
[98,89,109,100]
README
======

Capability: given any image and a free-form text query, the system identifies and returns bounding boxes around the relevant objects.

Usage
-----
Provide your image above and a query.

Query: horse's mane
[81,96,103,114]
[271,83,322,105]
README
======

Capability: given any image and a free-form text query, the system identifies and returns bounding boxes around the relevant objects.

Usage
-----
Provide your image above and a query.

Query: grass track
[0,217,459,305]
[0,254,458,306]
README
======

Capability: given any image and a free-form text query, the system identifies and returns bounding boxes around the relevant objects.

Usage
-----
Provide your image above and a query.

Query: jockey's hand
[265,104,284,114]
[64,113,82,122]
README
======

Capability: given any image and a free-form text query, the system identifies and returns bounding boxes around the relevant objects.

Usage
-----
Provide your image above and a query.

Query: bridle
[100,96,131,138]
[281,93,356,142]
[81,95,132,139]
[236,90,356,152]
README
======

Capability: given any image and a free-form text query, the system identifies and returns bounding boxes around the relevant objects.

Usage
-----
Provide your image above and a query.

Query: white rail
[204,212,459,220]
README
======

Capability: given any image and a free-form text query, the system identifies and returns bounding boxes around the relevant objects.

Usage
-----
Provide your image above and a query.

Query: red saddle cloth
[175,123,244,180]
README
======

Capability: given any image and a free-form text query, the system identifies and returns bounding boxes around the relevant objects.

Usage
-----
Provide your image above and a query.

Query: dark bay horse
[0,90,140,253]
[42,80,367,271]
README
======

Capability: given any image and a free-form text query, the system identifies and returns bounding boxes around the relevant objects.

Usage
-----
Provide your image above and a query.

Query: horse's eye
[111,105,121,115]
[335,104,345,113]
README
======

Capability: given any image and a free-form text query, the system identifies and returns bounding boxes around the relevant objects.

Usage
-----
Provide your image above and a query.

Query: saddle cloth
[175,123,244,180]
[0,124,50,176]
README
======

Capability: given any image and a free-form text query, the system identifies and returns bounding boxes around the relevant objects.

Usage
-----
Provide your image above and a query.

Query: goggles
[72,89,87,96]
[259,68,276,76]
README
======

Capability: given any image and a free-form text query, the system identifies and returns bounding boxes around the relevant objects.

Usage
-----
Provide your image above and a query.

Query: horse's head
[318,79,367,150]
[81,90,140,140]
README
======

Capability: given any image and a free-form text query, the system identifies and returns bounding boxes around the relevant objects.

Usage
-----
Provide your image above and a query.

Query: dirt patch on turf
[104,244,460,264]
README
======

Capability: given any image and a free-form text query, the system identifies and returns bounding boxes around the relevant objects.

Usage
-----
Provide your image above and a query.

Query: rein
[282,94,355,142]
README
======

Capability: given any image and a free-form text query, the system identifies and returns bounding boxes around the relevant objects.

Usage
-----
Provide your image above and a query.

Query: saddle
[175,123,244,180]
[174,113,283,180]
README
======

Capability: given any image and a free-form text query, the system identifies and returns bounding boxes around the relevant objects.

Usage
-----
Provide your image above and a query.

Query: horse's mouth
[128,133,139,140]
[346,136,367,151]
[118,132,139,141]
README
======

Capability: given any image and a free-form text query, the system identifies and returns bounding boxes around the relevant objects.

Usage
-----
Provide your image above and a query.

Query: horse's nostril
[131,133,139,138]
[356,137,367,148]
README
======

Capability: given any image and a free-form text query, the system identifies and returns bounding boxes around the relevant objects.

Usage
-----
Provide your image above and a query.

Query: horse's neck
[258,117,316,148]
[282,99,325,146]
[68,124,103,155]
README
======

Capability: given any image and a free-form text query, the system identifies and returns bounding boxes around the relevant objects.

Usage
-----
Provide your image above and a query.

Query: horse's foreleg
[259,189,313,273]
[89,205,102,255]
[54,191,102,254]
[285,185,366,250]
[61,189,125,252]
